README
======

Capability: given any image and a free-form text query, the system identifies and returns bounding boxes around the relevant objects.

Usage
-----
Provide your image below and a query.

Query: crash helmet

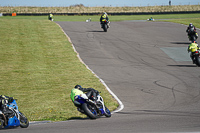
[189,23,194,28]
[74,85,82,89]
[104,12,107,16]
[192,40,198,45]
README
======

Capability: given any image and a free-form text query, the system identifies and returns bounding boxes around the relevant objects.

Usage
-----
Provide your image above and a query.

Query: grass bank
[0,5,200,13]
[161,18,200,29]
[0,18,118,121]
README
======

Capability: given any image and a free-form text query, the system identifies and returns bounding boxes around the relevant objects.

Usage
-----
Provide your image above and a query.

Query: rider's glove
[95,90,99,94]
[196,33,198,37]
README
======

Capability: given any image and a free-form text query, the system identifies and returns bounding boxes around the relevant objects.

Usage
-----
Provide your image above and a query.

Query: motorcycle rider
[48,13,53,21]
[0,95,14,122]
[70,85,99,108]
[186,23,198,41]
[100,12,110,28]
[188,40,200,63]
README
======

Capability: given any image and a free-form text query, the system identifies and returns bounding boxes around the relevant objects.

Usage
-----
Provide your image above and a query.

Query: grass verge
[1,13,200,21]
[0,18,118,121]
[160,18,200,29]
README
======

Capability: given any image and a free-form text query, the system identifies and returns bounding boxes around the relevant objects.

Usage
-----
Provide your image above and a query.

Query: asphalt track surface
[3,21,200,133]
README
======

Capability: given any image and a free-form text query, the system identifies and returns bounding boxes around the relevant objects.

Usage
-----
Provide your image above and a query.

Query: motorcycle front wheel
[82,103,98,119]
[104,106,111,117]
[19,112,29,128]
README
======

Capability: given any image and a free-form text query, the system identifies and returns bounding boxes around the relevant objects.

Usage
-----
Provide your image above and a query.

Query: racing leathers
[186,25,198,41]
[70,86,99,107]
[100,13,110,28]
[188,42,200,63]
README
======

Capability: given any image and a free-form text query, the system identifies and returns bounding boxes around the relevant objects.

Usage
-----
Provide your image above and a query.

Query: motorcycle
[74,93,111,119]
[0,97,29,129]
[187,28,198,42]
[188,33,198,42]
[147,17,154,21]
[101,20,110,32]
[190,49,200,67]
[48,17,53,21]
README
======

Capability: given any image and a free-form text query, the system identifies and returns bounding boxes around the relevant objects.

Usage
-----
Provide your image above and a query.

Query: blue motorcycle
[74,93,111,119]
[0,96,29,129]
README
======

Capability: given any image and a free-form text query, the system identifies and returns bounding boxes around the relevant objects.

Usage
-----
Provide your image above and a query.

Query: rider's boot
[77,108,84,113]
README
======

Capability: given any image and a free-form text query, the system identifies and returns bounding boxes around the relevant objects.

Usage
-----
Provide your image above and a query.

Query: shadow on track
[170,42,191,45]
[168,65,196,67]
[88,30,105,32]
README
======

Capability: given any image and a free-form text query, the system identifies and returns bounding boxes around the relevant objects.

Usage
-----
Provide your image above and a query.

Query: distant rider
[70,85,99,108]
[188,40,200,63]
[48,13,53,21]
[186,23,198,41]
[100,12,110,28]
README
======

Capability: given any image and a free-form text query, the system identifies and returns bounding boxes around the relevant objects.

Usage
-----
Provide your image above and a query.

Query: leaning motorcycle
[0,98,29,129]
[101,20,109,32]
[74,93,111,119]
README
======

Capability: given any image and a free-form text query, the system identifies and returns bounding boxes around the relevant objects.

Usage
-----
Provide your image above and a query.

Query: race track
[3,21,200,133]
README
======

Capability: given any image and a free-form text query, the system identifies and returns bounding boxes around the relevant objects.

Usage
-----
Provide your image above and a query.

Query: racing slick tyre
[19,112,29,128]
[104,106,111,117]
[82,103,98,119]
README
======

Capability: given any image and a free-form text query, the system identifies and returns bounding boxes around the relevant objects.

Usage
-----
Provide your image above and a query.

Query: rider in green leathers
[70,85,99,108]
[48,13,53,21]
[100,12,110,28]
[188,41,200,63]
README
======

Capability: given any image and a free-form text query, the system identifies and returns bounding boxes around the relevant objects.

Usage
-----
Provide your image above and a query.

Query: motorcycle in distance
[0,98,29,129]
[147,17,154,21]
[48,14,53,21]
[74,92,111,119]
[101,20,110,32]
[187,28,198,43]
[189,34,198,43]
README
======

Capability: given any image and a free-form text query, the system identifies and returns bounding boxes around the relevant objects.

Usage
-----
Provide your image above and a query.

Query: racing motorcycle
[147,17,154,21]
[187,28,198,42]
[190,49,200,67]
[74,93,111,119]
[0,97,29,129]
[101,20,110,32]
[188,33,198,42]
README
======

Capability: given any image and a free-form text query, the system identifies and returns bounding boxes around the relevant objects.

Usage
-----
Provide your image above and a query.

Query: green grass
[0,18,118,121]
[0,13,199,122]
[1,13,199,22]
[160,18,200,29]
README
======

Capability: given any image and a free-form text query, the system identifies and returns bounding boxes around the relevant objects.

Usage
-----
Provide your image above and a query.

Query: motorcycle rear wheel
[103,24,108,32]
[195,55,200,67]
[0,119,4,129]
[19,112,29,128]
[82,103,98,119]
